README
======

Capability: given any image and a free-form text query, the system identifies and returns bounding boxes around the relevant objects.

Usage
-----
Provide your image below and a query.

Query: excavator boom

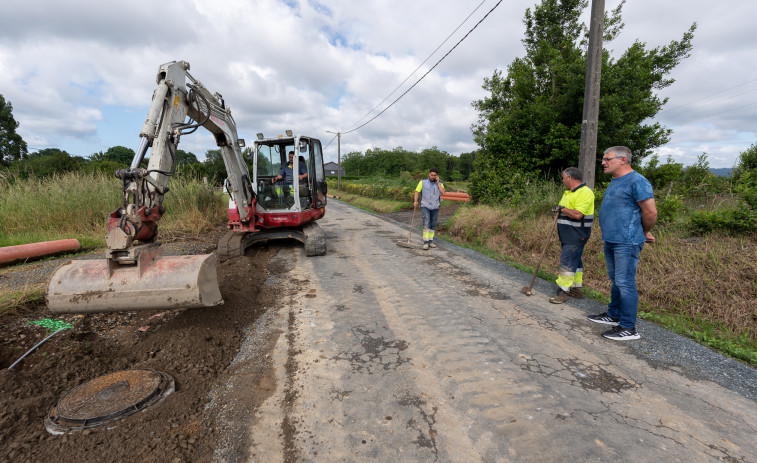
[47,61,251,314]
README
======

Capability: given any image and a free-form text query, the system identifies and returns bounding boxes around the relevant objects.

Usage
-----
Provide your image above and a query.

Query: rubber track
[217,231,246,262]
[217,223,326,261]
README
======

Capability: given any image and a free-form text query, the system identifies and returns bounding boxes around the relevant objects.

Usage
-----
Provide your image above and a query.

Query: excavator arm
[48,60,253,314]
[107,60,253,260]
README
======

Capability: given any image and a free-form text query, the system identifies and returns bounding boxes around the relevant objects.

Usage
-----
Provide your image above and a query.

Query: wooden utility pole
[326,131,342,189]
[578,0,605,189]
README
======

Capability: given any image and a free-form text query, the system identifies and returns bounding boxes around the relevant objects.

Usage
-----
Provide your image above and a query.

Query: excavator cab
[218,132,327,259]
[253,134,327,213]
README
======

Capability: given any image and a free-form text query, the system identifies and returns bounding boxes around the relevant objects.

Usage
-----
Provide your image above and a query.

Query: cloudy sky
[1,0,754,168]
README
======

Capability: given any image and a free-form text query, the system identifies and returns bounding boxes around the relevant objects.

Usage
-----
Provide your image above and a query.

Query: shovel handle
[407,202,417,243]
[526,212,560,291]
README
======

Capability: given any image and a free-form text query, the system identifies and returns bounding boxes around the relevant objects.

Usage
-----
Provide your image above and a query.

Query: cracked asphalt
[224,200,757,462]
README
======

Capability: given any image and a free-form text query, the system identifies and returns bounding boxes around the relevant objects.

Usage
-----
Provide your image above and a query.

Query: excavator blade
[47,254,223,314]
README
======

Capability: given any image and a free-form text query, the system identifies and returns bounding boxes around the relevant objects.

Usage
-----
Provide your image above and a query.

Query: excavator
[47,60,327,314]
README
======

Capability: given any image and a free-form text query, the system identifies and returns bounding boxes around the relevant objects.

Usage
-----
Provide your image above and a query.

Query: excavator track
[217,231,248,262]
[217,223,326,261]
[302,222,327,256]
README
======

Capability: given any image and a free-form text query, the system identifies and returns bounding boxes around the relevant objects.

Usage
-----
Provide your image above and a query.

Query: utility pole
[578,0,605,189]
[326,131,342,189]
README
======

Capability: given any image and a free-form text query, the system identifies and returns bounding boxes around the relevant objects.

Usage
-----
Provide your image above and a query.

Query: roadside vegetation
[0,170,225,248]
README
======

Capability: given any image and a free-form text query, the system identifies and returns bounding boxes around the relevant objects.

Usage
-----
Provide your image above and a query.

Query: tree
[175,149,199,166]
[341,151,366,176]
[203,149,226,185]
[90,145,135,166]
[11,148,86,178]
[457,151,476,180]
[470,0,695,202]
[0,94,28,165]
[733,143,757,209]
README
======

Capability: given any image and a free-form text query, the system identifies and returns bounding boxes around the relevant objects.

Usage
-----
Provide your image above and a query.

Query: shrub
[641,154,683,192]
[656,194,685,224]
[690,208,757,235]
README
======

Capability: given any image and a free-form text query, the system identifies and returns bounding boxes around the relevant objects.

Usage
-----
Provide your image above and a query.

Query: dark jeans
[604,241,644,330]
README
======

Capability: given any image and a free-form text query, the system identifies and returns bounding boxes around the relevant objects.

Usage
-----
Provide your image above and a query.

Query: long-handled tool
[521,211,560,296]
[396,203,418,249]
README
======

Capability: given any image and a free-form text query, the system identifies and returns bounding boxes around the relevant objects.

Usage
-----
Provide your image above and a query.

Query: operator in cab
[272,151,308,188]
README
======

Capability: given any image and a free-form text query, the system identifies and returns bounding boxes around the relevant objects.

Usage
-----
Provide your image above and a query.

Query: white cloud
[0,0,754,167]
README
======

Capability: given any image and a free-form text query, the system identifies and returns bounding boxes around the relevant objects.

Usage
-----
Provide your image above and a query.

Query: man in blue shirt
[272,150,308,190]
[589,146,657,341]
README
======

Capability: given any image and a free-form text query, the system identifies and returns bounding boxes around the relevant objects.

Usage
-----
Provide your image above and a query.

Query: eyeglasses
[601,155,622,163]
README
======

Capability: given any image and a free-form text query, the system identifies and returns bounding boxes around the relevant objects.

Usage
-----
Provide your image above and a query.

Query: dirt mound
[0,236,280,462]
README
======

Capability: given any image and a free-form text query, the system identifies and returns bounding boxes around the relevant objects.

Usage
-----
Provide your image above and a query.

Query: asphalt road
[221,200,757,462]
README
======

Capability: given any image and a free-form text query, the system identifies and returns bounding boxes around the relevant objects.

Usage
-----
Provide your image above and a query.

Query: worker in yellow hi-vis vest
[550,167,595,304]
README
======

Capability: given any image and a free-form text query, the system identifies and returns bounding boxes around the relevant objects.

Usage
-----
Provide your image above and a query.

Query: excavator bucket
[47,254,223,314]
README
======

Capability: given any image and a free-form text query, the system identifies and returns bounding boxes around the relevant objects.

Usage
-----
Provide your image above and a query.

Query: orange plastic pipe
[0,239,80,265]
[441,193,470,202]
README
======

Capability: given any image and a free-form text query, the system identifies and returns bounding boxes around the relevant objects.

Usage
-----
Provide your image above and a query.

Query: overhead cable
[341,0,504,135]
[660,78,757,116]
[344,0,488,133]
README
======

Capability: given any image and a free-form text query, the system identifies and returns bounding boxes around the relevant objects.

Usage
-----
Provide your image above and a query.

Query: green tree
[11,148,86,178]
[471,0,695,202]
[733,143,757,209]
[680,153,717,197]
[341,151,365,176]
[0,94,28,165]
[175,149,199,166]
[457,151,476,180]
[90,145,135,165]
[641,154,683,192]
[203,149,226,185]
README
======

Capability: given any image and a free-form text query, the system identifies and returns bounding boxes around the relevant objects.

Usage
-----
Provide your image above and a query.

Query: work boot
[422,243,429,250]
[568,287,584,299]
[549,288,568,304]
[429,243,437,248]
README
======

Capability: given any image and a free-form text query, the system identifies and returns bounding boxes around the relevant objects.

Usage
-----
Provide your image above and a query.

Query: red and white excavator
[47,60,327,314]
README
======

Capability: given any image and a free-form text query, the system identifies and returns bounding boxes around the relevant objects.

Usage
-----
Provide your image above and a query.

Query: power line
[343,0,489,133]
[660,78,757,116]
[341,0,504,135]
[671,99,757,124]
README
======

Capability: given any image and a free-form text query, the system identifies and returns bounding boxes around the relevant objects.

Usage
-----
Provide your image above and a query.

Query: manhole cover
[45,369,174,434]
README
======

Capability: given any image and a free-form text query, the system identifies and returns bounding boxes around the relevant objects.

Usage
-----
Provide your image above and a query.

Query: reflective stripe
[557,214,594,227]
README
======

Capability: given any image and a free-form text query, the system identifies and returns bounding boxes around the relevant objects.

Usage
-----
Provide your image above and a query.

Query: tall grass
[0,171,225,248]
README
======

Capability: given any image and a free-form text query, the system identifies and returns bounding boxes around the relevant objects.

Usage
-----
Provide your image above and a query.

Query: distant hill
[710,168,733,177]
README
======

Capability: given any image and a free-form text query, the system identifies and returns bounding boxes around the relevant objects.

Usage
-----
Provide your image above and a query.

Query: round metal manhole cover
[45,369,174,434]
